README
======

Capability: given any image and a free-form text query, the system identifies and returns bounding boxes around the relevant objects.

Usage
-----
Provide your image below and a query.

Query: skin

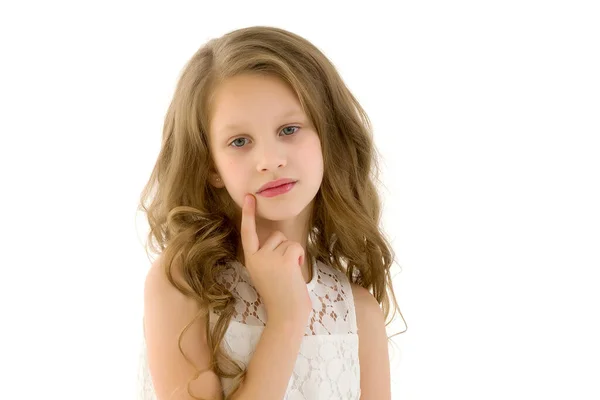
[207,72,324,283]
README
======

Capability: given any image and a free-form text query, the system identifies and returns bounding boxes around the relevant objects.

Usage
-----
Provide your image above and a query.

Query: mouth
[257,181,297,197]
[257,179,298,193]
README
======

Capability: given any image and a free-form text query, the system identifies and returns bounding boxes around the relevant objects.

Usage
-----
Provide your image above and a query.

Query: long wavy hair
[138,25,406,399]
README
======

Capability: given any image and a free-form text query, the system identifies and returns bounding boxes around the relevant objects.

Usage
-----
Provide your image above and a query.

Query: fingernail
[245,195,251,205]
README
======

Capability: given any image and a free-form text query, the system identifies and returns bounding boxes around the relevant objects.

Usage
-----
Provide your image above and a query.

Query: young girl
[137,25,405,400]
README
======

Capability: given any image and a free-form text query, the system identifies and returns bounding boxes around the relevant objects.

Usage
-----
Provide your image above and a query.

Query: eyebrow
[218,109,305,134]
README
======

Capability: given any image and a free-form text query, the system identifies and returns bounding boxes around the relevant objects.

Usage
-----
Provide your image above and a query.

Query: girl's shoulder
[349,282,380,317]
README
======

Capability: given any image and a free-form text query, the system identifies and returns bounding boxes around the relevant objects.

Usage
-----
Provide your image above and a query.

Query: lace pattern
[212,257,357,336]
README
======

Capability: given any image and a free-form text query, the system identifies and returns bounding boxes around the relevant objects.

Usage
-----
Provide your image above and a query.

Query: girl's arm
[144,257,224,400]
[229,318,306,399]
[352,283,392,400]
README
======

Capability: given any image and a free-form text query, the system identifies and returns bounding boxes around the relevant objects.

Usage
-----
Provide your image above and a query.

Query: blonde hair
[138,25,406,399]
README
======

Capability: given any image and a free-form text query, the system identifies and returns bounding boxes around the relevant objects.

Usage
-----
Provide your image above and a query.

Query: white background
[1,1,599,399]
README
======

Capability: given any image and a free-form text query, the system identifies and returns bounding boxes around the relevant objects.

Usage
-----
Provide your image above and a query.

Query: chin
[254,195,311,221]
[255,204,304,221]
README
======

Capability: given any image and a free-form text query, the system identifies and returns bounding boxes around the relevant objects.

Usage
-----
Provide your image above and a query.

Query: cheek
[295,136,324,182]
[223,158,251,185]
[300,135,323,165]
[215,153,238,174]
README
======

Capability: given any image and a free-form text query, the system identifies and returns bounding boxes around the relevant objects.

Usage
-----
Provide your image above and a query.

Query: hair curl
[138,25,407,399]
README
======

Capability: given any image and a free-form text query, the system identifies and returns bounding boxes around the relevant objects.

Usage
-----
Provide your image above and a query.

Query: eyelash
[228,126,301,149]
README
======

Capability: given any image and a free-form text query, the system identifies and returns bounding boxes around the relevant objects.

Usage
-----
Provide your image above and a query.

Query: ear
[208,172,225,188]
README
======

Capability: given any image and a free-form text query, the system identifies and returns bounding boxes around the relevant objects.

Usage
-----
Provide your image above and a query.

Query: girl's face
[208,73,324,221]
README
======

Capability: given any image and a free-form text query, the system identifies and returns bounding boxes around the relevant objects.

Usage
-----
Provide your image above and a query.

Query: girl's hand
[239,194,311,327]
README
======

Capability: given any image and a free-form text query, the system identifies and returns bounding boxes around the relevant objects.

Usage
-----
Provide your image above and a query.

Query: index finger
[240,194,259,256]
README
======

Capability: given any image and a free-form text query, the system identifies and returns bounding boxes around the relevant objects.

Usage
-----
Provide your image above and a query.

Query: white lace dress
[137,257,361,399]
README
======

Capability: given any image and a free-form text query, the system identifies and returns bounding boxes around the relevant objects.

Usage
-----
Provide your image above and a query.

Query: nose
[255,139,287,172]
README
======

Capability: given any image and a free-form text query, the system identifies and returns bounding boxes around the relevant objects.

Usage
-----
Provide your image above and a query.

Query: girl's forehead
[209,82,306,135]
[212,76,297,109]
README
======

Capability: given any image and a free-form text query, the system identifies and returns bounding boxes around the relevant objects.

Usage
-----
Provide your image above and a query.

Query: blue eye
[231,138,248,148]
[281,126,299,136]
[229,126,300,148]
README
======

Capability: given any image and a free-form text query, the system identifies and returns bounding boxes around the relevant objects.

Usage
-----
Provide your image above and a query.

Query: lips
[257,178,297,193]
[258,181,296,197]
[264,183,286,190]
